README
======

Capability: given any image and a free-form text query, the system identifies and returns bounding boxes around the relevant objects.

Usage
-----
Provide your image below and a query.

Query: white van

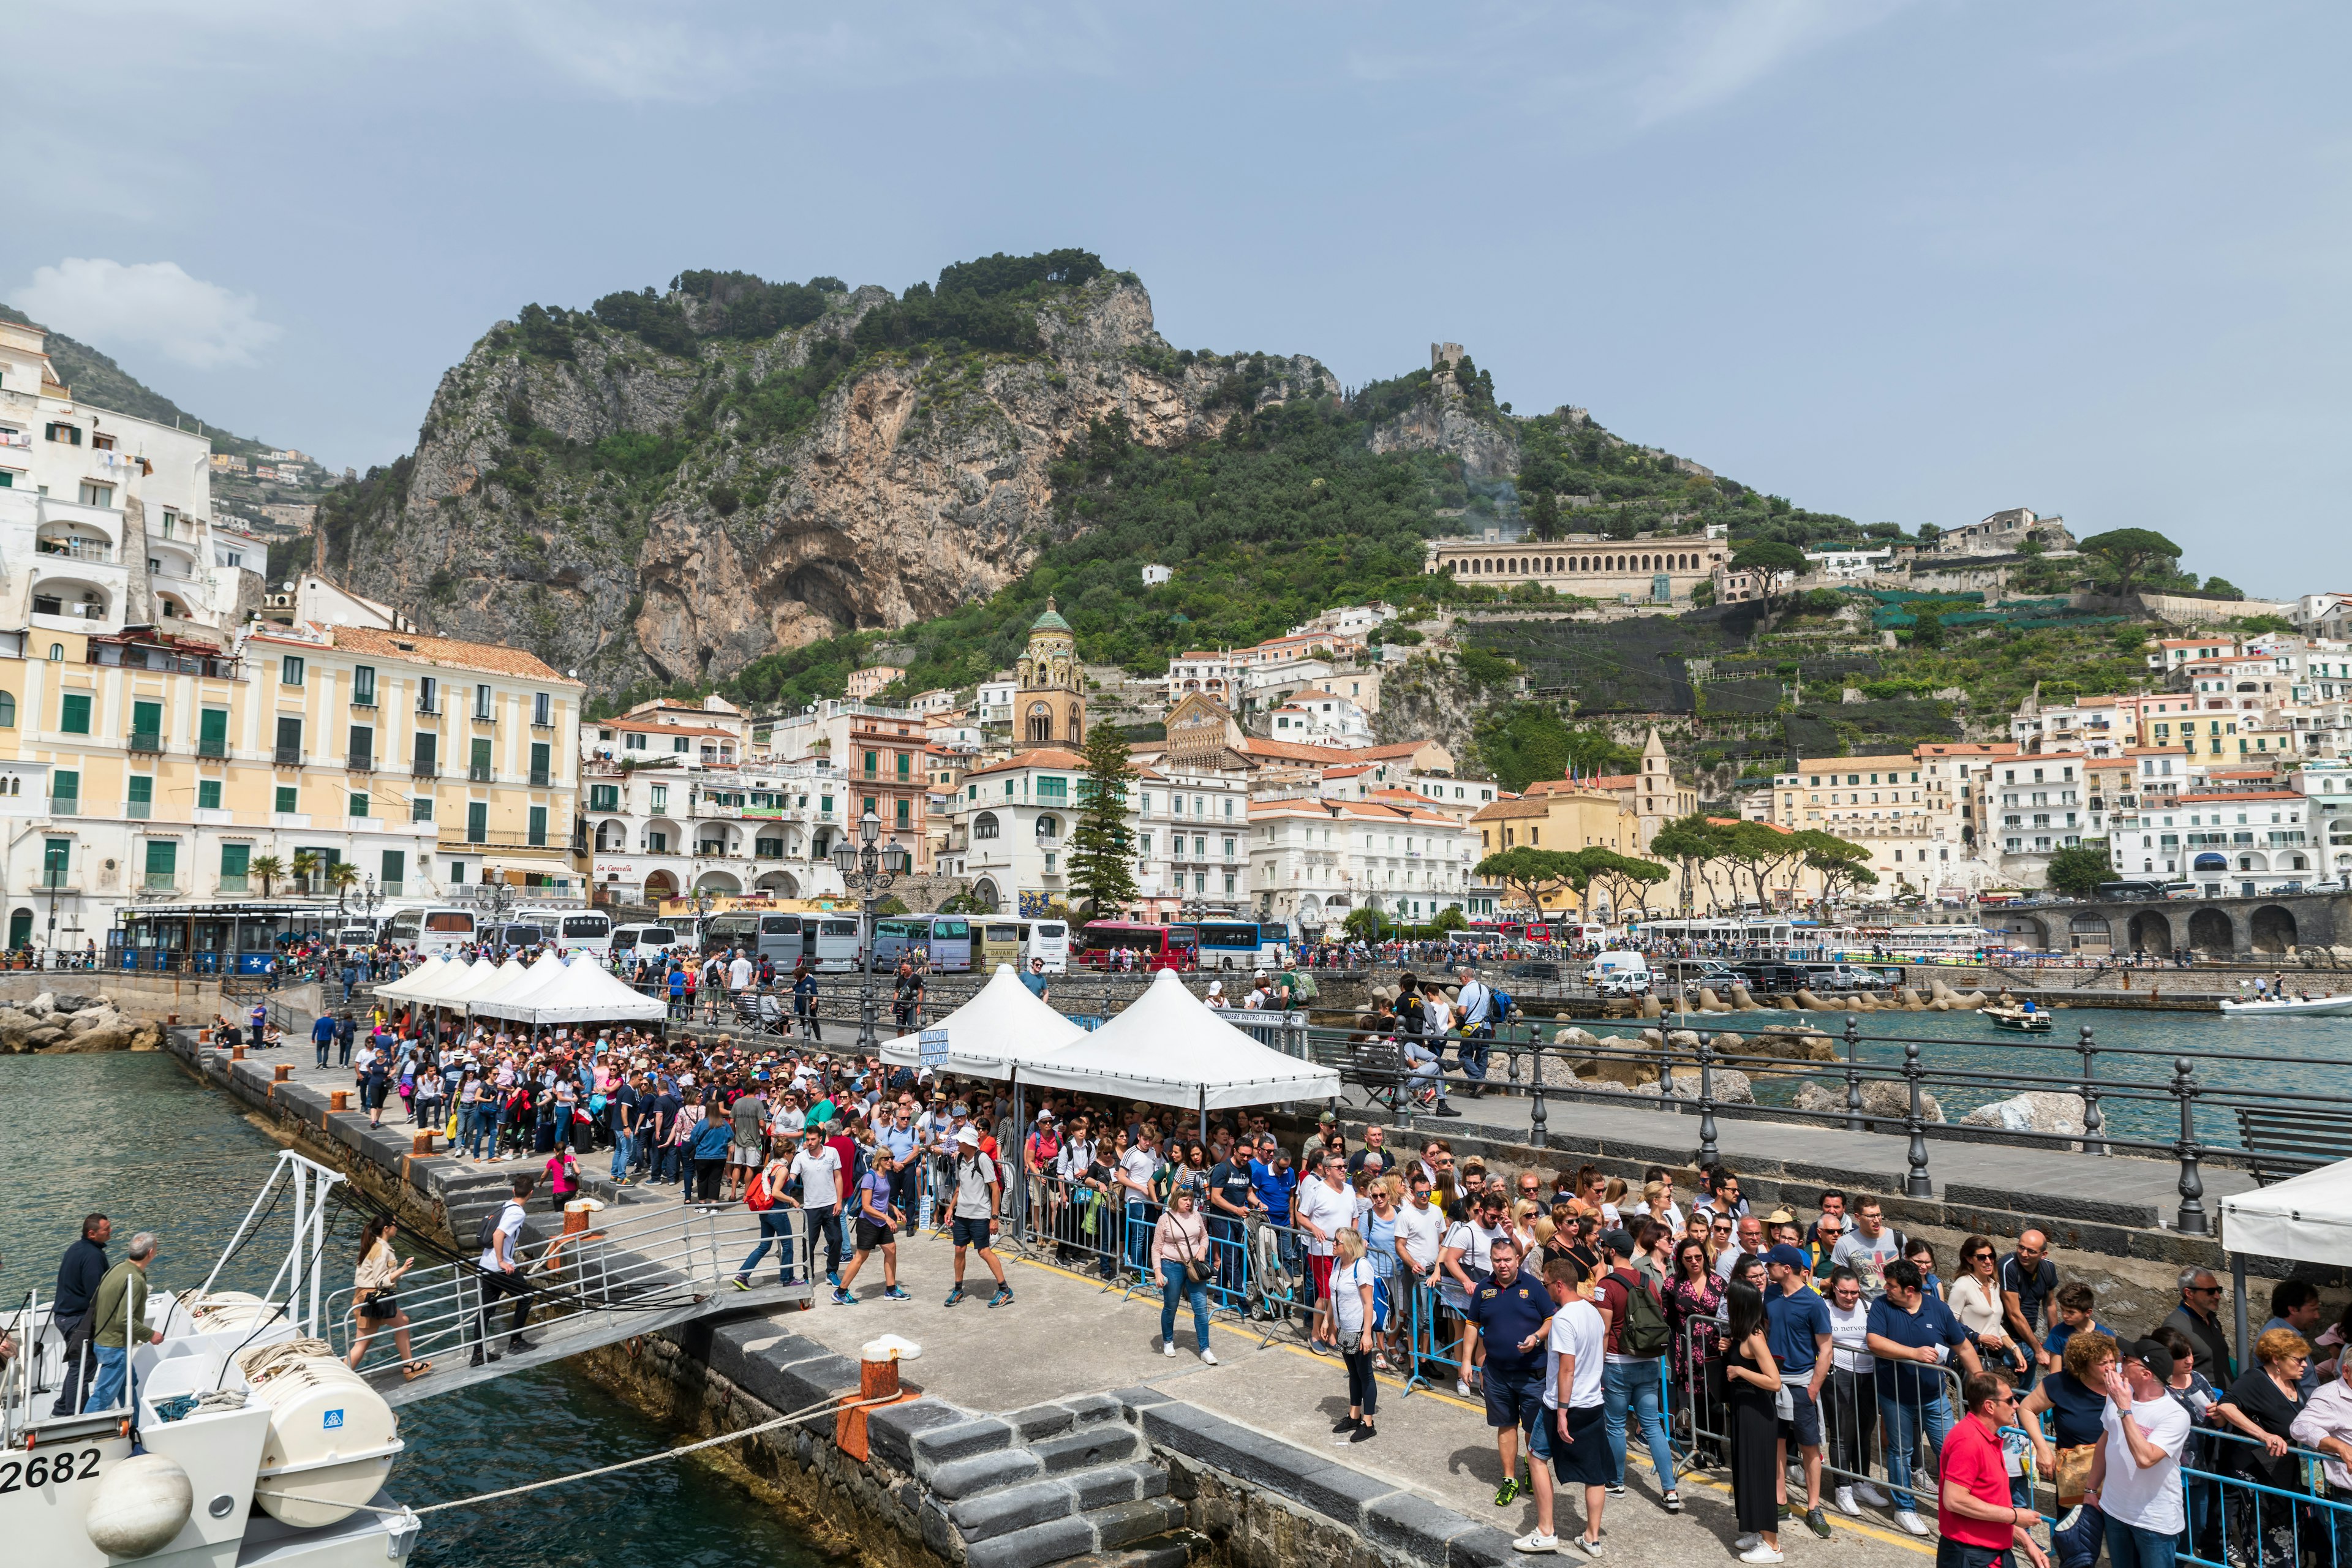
[611,923,684,963]
[381,906,479,956]
[1588,949,1653,997]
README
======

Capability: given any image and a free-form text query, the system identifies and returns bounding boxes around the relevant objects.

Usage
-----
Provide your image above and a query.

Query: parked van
[519,907,614,955]
[382,906,478,956]
[1587,950,1652,997]
[611,923,684,962]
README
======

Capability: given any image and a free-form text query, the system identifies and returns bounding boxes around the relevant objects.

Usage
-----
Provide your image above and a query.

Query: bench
[2237,1107,2352,1185]
[1336,1038,1411,1114]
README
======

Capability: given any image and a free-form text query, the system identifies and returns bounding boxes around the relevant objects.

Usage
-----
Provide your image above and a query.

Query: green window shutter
[127,775,153,805]
[131,699,162,738]
[350,793,369,816]
[470,737,491,778]
[198,780,222,810]
[145,840,176,875]
[528,805,548,846]
[410,796,434,823]
[381,850,404,888]
[275,786,298,813]
[220,843,250,876]
[60,692,91,734]
[530,742,550,779]
[467,802,488,842]
[895,798,911,828]
[52,770,79,801]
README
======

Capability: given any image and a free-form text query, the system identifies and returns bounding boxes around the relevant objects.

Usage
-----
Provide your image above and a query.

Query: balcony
[468,764,493,783]
[36,537,115,564]
[273,747,304,767]
[416,701,442,717]
[412,759,438,779]
[471,710,497,725]
[529,768,552,788]
[346,753,375,773]
[143,872,176,892]
[127,729,164,753]
[48,796,80,816]
[198,736,228,759]
[216,874,249,894]
[380,880,404,897]
[124,800,152,820]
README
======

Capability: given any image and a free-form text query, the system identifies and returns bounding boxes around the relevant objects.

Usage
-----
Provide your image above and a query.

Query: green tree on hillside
[2079,529,2182,600]
[1799,831,1880,905]
[2045,843,2114,897]
[1472,847,1588,919]
[1068,722,1139,915]
[1578,849,1670,918]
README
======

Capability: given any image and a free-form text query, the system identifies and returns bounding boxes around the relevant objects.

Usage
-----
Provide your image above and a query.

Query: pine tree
[1069,722,1139,915]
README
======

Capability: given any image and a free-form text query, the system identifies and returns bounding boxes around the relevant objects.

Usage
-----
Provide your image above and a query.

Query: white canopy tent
[877,964,1088,1078]
[465,952,568,1018]
[2220,1159,2352,1354]
[508,960,668,1028]
[374,954,478,1007]
[1016,968,1340,1115]
[438,957,527,1009]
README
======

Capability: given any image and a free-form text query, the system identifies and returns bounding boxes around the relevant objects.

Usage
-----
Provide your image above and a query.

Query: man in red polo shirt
[1939,1371,2050,1568]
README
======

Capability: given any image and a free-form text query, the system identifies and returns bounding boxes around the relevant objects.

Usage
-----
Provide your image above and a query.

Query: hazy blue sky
[10,2,2347,594]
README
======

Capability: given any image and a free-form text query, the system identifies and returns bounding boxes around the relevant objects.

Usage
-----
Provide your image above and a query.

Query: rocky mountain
[318,258,1338,698]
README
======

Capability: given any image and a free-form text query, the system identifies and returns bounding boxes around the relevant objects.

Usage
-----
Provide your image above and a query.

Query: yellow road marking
[1000,1250,1932,1555]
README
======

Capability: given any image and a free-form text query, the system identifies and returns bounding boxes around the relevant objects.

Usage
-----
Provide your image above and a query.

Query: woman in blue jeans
[1152,1188,1218,1364]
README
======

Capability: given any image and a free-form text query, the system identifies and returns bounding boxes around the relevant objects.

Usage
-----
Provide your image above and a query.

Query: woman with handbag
[345,1218,429,1381]
[1722,1278,1784,1563]
[1152,1186,1219,1364]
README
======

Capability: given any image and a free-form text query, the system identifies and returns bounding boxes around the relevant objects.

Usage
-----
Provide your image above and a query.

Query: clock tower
[1015,598,1085,747]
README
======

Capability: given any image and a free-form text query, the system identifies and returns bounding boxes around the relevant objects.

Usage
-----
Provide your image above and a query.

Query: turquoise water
[1660,1005,2352,1146]
[0,1051,840,1568]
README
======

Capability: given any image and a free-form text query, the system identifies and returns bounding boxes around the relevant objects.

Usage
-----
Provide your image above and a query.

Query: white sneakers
[1735,1536,1761,1551]
[1200,1348,1218,1366]
[1834,1486,1859,1518]
[1894,1510,1931,1537]
[1856,1482,1892,1507]
[1738,1547,1784,1565]
[1162,1339,1177,1358]
[1511,1531,1558,1555]
[1457,1379,1474,1397]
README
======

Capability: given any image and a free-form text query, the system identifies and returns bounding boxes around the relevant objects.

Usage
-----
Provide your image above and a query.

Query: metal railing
[198,736,229,758]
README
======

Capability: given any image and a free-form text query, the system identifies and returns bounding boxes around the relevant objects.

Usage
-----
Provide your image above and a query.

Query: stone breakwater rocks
[0,990,165,1054]
[1791,1079,1946,1123]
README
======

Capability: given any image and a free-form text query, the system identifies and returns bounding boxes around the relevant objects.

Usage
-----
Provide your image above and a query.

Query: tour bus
[698,912,763,957]
[611,923,685,963]
[978,919,1027,971]
[1021,918,1071,973]
[868,914,974,973]
[491,921,546,951]
[382,906,479,956]
[332,922,378,949]
[1073,921,1200,971]
[1196,920,1292,970]
[747,911,861,973]
[519,906,614,955]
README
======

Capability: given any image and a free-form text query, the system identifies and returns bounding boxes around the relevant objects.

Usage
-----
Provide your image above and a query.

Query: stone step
[1085,1496,1189,1553]
[1031,1423,1145,1474]
[1066,1530,1208,1568]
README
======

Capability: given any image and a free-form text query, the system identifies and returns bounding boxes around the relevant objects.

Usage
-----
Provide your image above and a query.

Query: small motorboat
[1983,1005,2054,1033]
[2219,993,2352,1017]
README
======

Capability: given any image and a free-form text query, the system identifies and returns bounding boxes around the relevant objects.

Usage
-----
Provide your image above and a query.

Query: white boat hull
[2219,995,2352,1017]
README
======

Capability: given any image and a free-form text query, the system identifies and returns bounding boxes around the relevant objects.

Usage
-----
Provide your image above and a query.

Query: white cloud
[8,258,282,371]
[1633,0,1912,126]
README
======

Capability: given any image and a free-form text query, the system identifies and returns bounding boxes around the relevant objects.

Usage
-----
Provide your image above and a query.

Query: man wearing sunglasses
[1939,1372,2049,1568]
[2160,1269,2235,1386]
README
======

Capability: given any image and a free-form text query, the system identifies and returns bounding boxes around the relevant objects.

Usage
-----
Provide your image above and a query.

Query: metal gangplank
[321,1186,812,1407]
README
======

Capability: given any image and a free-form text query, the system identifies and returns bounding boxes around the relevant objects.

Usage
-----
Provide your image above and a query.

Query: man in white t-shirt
[1118,1131,1164,1278]
[944,1126,1012,1308]
[788,1126,845,1287]
[1393,1174,1445,1292]
[1293,1152,1354,1353]
[729,951,755,992]
[1828,1198,1904,1299]
[2087,1340,2192,1564]
[472,1174,538,1365]
[1542,1257,1611,1556]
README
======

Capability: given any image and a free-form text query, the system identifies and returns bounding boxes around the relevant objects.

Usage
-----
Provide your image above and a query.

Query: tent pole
[1197,1085,1207,1147]
[1011,1069,1026,1246]
[2231,1250,2250,1377]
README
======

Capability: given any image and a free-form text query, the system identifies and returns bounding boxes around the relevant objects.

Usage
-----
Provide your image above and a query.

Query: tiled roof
[317,625,575,682]
[964,747,1087,778]
[1471,797,1551,821]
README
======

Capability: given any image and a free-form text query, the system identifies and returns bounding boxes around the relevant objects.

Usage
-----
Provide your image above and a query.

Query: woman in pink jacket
[1152,1187,1218,1365]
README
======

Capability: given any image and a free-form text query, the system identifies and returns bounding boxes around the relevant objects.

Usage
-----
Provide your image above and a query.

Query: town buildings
[1425,530,1730,605]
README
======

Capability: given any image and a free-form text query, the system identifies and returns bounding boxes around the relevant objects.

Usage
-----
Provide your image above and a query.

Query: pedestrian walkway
[752,1230,1934,1568]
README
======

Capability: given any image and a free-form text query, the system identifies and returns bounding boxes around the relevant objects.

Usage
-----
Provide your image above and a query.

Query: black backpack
[1611,1268,1672,1358]
[475,1200,519,1255]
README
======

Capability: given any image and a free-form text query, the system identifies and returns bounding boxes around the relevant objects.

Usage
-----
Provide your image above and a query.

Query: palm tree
[328,862,360,914]
[290,850,323,897]
[250,854,285,897]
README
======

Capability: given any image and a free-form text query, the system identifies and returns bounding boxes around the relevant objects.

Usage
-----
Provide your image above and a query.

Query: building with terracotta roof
[2111,788,2316,895]
[1467,785,1642,916]
[1248,794,1483,933]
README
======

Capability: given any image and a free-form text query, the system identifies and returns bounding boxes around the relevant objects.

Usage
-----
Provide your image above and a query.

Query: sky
[9,1,2349,595]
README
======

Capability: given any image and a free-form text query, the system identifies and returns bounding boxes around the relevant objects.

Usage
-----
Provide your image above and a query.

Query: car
[1807,965,1880,991]
[1506,960,1561,982]
[2305,879,2348,894]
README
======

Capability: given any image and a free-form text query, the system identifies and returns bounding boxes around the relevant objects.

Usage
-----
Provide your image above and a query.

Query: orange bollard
[836,1338,922,1462]
[274,1064,293,1082]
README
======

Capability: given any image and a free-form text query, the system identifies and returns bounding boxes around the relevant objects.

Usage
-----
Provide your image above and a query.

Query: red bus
[1074,921,1200,971]
[1499,921,1554,944]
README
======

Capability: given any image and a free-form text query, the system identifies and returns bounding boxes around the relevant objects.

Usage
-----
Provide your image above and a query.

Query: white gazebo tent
[2220,1159,2352,1354]
[519,960,668,1028]
[1018,968,1340,1134]
[877,964,1089,1079]
[440,957,527,1012]
[466,952,567,1019]
[379,955,496,1009]
[369,954,453,1006]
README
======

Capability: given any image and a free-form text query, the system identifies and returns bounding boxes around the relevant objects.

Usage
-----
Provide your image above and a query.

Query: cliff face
[330,275,1336,698]
[1368,363,1520,483]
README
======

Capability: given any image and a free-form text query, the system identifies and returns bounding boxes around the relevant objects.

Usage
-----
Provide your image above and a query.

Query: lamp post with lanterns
[832,810,911,1050]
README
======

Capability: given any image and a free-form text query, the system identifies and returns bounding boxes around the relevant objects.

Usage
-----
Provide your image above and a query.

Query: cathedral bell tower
[1016,598,1085,746]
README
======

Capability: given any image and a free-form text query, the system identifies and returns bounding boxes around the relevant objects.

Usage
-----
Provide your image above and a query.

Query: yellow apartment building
[0,621,582,955]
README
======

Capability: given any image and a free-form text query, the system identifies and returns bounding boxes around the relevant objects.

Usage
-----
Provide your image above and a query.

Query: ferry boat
[3,1155,415,1567]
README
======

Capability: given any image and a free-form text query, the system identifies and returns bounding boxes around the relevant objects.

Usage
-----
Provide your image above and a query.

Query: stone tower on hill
[1636,727,1698,851]
[1015,598,1085,746]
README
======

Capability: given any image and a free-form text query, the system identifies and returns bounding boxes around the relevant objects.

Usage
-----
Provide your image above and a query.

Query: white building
[1161,650,1234,706]
[2146,789,2316,896]
[1288,603,1396,640]
[1988,752,2090,883]
[1267,690,1374,747]
[975,674,1016,733]
[1248,795,1478,933]
[1803,548,1893,579]
[1141,564,1174,587]
[1133,763,1251,918]
[581,756,846,905]
[2294,759,2352,881]
[0,318,261,638]
[938,745,1098,916]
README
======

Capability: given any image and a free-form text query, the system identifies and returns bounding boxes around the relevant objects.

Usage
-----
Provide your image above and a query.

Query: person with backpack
[1452,967,1494,1098]
[731,1142,802,1290]
[472,1175,540,1366]
[1596,1227,1683,1514]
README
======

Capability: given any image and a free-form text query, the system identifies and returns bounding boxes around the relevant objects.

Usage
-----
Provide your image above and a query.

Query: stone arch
[2188,906,2234,955]
[694,870,742,894]
[970,876,1001,913]
[2067,913,2111,953]
[641,869,679,899]
[2127,910,2173,954]
[2251,905,2298,954]
[755,870,800,897]
[1992,913,2049,949]
[1026,702,1054,743]
[973,810,1000,840]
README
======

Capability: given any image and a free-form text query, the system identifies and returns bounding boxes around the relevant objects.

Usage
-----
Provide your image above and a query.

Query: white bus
[744,912,862,973]
[1020,918,1071,973]
[382,906,479,956]
[611,923,685,963]
[521,907,614,955]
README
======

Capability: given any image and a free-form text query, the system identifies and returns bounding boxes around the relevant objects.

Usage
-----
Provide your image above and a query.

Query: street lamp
[832,809,911,1050]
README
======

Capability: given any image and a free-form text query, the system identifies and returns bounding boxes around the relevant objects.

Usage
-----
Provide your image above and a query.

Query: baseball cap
[1763,1244,1811,1271]
[1600,1229,1635,1257]
[2123,1339,2176,1383]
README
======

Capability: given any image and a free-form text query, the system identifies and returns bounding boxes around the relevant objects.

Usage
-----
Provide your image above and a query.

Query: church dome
[1029,597,1072,634]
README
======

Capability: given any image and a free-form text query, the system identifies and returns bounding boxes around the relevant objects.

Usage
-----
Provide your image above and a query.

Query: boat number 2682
[0,1449,102,1491]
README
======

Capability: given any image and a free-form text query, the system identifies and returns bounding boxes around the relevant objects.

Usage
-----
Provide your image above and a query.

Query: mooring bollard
[2173,1057,2209,1235]
[2078,1022,2108,1157]
[1903,1041,1932,1197]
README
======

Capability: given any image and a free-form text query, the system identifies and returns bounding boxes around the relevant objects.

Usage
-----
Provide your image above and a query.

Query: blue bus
[1196,920,1290,970]
[868,914,973,973]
